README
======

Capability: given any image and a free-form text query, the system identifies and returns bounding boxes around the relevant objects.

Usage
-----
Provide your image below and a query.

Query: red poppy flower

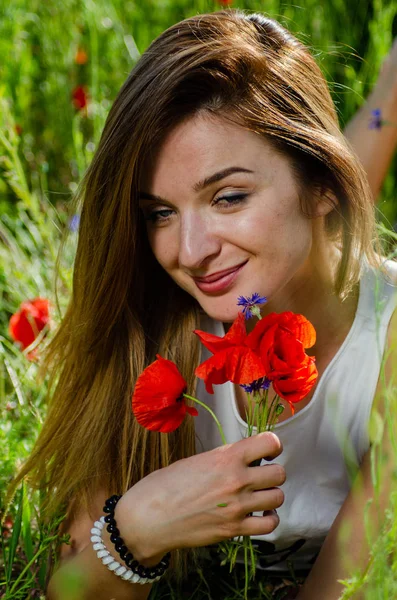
[194,313,266,394]
[9,298,50,351]
[74,47,88,65]
[72,85,88,110]
[132,355,198,433]
[246,312,317,408]
[218,0,233,5]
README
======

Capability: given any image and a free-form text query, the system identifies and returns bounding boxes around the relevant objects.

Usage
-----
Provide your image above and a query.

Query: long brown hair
[14,9,377,527]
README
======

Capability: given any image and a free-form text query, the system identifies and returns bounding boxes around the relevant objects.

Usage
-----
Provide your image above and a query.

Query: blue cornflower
[68,214,80,232]
[369,108,382,130]
[237,293,267,319]
[240,377,271,394]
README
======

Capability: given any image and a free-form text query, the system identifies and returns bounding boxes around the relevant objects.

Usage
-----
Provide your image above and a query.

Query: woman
[14,9,397,600]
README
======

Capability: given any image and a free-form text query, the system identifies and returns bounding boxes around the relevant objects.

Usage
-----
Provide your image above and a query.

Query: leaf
[21,482,34,563]
[369,409,384,445]
[6,486,23,582]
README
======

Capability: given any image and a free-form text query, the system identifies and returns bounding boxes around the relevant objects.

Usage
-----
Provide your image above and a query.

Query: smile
[193,261,248,294]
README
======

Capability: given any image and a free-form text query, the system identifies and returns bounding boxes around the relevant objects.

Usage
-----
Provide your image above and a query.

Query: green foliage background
[0,0,396,597]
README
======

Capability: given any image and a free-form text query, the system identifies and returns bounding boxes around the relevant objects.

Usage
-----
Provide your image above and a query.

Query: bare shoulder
[60,490,108,561]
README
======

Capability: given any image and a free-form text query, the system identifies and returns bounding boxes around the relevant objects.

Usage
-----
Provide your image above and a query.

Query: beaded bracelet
[102,495,170,581]
[91,517,157,584]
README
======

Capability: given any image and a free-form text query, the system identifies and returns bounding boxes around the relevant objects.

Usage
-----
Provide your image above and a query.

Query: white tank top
[194,260,397,573]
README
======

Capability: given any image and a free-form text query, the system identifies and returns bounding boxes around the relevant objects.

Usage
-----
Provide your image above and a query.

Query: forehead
[142,112,287,195]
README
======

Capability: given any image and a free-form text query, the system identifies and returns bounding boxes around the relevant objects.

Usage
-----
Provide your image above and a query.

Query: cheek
[147,229,178,271]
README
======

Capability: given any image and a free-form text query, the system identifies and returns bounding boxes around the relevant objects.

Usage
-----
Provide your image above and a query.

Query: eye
[144,208,175,224]
[213,193,248,208]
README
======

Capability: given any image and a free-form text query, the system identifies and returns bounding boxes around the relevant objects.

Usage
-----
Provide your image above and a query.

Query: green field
[1,0,396,597]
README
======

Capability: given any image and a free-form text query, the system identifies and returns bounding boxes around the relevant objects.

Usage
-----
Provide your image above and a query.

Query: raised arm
[344,39,397,201]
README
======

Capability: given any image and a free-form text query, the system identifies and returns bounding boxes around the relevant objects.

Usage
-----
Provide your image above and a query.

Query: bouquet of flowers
[132,294,318,596]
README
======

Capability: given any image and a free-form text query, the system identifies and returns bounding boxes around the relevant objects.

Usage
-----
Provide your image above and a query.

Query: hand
[115,432,285,565]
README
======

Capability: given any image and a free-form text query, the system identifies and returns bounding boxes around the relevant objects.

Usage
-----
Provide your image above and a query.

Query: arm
[47,432,285,599]
[47,491,153,600]
[344,39,397,201]
[297,309,397,600]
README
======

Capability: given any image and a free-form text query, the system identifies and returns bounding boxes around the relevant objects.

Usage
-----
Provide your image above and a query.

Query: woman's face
[140,113,329,322]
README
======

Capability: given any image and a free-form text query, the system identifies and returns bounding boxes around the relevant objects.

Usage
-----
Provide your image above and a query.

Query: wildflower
[15,124,23,136]
[72,85,88,111]
[369,108,382,129]
[195,313,266,393]
[9,298,50,352]
[237,293,267,319]
[240,377,271,393]
[2,514,13,539]
[246,312,317,408]
[218,0,233,5]
[68,214,80,232]
[132,355,198,433]
[74,47,88,65]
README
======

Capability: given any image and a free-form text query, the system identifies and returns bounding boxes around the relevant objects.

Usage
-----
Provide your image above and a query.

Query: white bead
[97,549,109,559]
[131,573,140,583]
[90,527,102,536]
[138,578,148,585]
[115,565,127,576]
[99,516,106,525]
[94,520,103,530]
[102,555,114,565]
[108,560,120,571]
[90,535,102,544]
[93,542,105,551]
[121,570,133,581]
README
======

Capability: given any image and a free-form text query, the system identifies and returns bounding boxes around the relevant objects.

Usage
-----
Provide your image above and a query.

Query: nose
[178,210,221,271]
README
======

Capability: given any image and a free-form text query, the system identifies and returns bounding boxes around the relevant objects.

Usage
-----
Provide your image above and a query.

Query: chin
[198,299,244,323]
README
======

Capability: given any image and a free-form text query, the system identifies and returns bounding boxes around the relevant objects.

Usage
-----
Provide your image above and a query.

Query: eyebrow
[138,166,254,203]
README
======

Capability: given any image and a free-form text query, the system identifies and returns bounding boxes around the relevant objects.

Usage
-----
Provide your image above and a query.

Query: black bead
[129,560,139,570]
[124,553,133,567]
[106,524,120,535]
[137,565,147,577]
[119,547,128,560]
[110,533,121,544]
[149,570,157,579]
[154,567,163,577]
[115,541,124,553]
[103,505,113,513]
[104,514,116,525]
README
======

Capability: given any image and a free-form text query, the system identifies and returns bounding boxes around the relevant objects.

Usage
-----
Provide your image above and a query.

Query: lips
[193,261,248,284]
[193,261,248,294]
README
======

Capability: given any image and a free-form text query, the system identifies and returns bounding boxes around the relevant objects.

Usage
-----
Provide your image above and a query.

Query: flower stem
[184,394,227,446]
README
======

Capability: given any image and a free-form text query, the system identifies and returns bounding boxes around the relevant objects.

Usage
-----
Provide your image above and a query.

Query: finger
[244,488,284,514]
[239,511,280,537]
[238,432,283,465]
[247,463,286,490]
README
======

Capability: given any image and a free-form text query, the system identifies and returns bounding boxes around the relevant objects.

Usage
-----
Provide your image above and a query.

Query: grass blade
[21,481,34,563]
[6,486,23,582]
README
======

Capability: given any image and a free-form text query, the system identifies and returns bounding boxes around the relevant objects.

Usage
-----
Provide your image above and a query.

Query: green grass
[0,0,396,598]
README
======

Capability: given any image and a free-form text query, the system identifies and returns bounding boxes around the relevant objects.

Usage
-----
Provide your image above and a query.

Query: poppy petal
[186,406,199,417]
[194,313,247,353]
[132,356,192,433]
[195,347,266,393]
